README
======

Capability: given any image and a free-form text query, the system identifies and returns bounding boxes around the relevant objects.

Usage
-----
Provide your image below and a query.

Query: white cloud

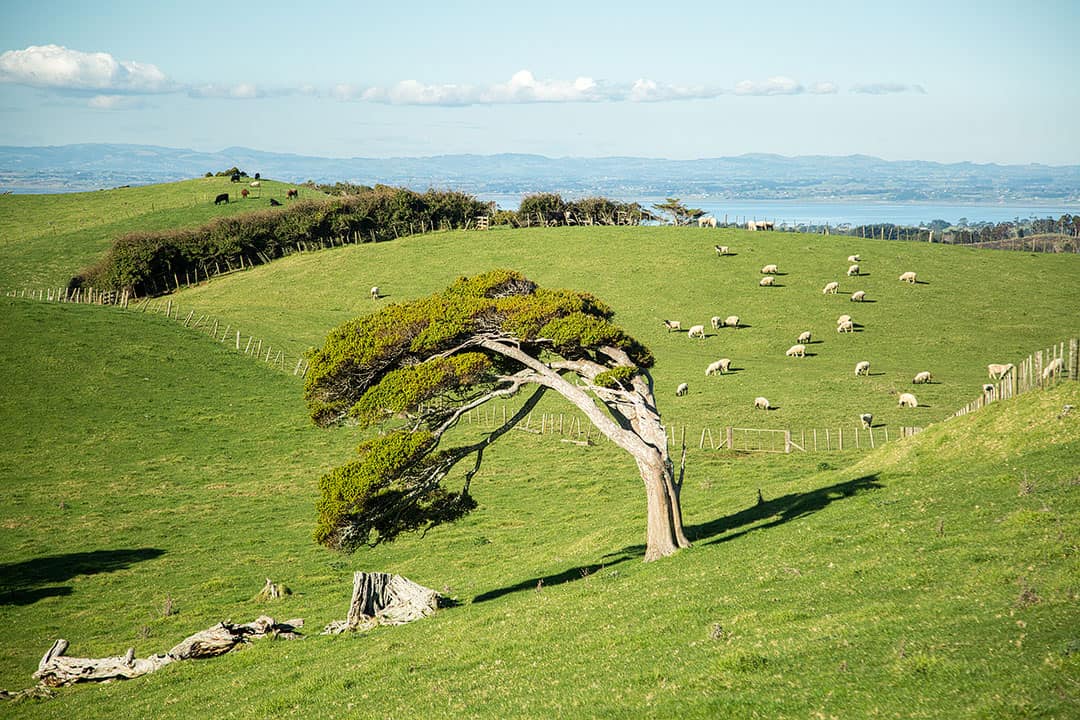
[188,82,266,99]
[87,94,145,110]
[0,44,171,93]
[628,78,719,102]
[851,82,927,95]
[809,81,838,95]
[734,76,805,96]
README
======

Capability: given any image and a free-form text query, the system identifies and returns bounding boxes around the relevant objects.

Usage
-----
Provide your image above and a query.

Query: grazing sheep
[837,320,855,333]
[786,344,807,358]
[687,324,706,339]
[249,180,261,188]
[987,363,1014,379]
[850,290,866,302]
[676,382,689,396]
[854,360,870,376]
[754,396,770,410]
[1042,357,1064,380]
[714,244,729,255]
[370,286,380,299]
[724,315,740,329]
[860,413,873,429]
[822,281,840,294]
[710,316,722,330]
[699,216,717,228]
[836,314,852,325]
[912,371,933,384]
[847,254,861,263]
[761,264,779,274]
[759,276,775,286]
[663,319,682,332]
[847,264,860,276]
[705,358,732,376]
[797,330,812,344]
[899,271,918,284]
[898,392,918,408]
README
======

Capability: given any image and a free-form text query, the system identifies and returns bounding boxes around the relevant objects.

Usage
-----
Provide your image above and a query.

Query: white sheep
[710,315,722,330]
[899,271,917,284]
[705,358,731,376]
[724,315,740,329]
[797,330,812,344]
[714,244,729,255]
[847,254,861,263]
[837,320,854,333]
[754,396,770,410]
[912,371,933,384]
[249,180,261,188]
[699,216,717,228]
[687,324,706,339]
[1042,357,1064,380]
[854,360,870,376]
[987,363,1014,379]
[663,319,682,332]
[847,264,860,277]
[850,290,866,302]
[761,264,779,274]
[759,276,775,287]
[837,314,852,325]
[370,285,380,299]
[786,344,807,358]
[859,413,873,429]
[822,281,840,294]
[676,382,689,396]
[898,392,918,408]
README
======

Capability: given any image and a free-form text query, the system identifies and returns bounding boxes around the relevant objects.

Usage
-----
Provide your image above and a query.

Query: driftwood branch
[323,572,441,635]
[31,616,303,688]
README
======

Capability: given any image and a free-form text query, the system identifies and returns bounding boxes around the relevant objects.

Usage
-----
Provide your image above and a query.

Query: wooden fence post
[1070,338,1079,381]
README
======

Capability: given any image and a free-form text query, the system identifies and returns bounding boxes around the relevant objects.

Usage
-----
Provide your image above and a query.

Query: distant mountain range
[2,143,1078,203]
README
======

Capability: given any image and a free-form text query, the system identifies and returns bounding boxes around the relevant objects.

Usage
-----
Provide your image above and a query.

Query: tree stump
[322,572,440,634]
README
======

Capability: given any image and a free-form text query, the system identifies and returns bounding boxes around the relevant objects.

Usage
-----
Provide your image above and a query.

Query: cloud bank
[0,45,925,108]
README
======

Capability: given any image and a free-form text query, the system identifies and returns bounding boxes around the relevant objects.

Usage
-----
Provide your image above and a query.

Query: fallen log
[31,616,302,688]
[323,571,440,634]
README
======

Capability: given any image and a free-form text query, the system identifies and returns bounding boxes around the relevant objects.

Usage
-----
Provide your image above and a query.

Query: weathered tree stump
[322,572,440,634]
[254,578,291,601]
[31,616,302,688]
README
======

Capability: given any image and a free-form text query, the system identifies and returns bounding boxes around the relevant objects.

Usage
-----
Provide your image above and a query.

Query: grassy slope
[169,224,1080,430]
[0,297,1077,718]
[0,178,319,289]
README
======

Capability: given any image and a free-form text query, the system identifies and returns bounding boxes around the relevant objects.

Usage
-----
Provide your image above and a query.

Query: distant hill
[2,143,1079,202]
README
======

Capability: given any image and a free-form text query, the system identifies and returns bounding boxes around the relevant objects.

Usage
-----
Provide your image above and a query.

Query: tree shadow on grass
[473,475,881,603]
[0,548,166,606]
[688,474,882,547]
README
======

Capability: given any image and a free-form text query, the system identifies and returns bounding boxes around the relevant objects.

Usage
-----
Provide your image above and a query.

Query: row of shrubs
[70,186,491,297]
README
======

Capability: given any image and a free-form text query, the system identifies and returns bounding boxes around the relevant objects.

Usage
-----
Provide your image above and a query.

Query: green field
[1,185,1078,718]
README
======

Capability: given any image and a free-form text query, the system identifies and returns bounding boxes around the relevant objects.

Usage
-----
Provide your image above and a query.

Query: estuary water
[479,194,1077,227]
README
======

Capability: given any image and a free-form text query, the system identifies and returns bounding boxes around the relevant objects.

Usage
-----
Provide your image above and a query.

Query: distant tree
[518,193,567,225]
[304,270,691,561]
[652,197,704,226]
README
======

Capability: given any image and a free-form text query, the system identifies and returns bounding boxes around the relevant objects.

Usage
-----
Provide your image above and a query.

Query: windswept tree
[652,197,705,226]
[304,270,691,562]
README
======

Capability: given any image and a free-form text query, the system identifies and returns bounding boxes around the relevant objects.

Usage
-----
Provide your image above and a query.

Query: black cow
[214,193,229,205]
[269,198,282,206]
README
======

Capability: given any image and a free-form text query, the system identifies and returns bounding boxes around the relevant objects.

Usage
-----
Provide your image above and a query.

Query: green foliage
[349,353,492,427]
[594,365,638,388]
[652,197,705,226]
[518,192,567,219]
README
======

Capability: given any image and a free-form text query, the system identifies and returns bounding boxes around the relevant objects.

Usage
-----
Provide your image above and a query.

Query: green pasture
[0,185,1078,718]
[0,178,319,289]
[0,297,1076,718]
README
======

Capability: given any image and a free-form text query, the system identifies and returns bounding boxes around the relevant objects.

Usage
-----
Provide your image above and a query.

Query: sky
[0,0,1077,164]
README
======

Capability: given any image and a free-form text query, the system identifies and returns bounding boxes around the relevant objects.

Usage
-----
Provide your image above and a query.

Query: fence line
[952,338,1077,417]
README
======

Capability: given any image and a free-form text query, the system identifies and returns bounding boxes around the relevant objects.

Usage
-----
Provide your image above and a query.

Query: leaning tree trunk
[639,454,691,561]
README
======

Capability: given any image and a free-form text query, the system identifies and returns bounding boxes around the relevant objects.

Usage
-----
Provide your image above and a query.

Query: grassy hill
[0,178,320,289]
[0,296,1076,718]
[1,184,1078,717]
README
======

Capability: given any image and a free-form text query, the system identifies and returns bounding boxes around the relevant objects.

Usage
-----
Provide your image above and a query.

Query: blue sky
[0,0,1076,163]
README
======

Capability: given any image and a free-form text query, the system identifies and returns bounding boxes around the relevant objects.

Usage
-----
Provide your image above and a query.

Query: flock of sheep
[665,246,946,425]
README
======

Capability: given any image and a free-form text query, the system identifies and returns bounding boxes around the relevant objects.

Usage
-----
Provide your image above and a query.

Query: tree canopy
[652,197,705,226]
[305,270,690,561]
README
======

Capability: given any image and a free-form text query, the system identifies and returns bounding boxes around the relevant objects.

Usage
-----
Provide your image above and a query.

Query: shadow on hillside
[0,548,166,606]
[689,474,882,547]
[474,475,881,603]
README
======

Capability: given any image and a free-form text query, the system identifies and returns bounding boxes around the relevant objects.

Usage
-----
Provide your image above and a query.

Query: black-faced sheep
[898,392,918,408]
[754,396,770,410]
[705,358,731,376]
[854,360,870,376]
